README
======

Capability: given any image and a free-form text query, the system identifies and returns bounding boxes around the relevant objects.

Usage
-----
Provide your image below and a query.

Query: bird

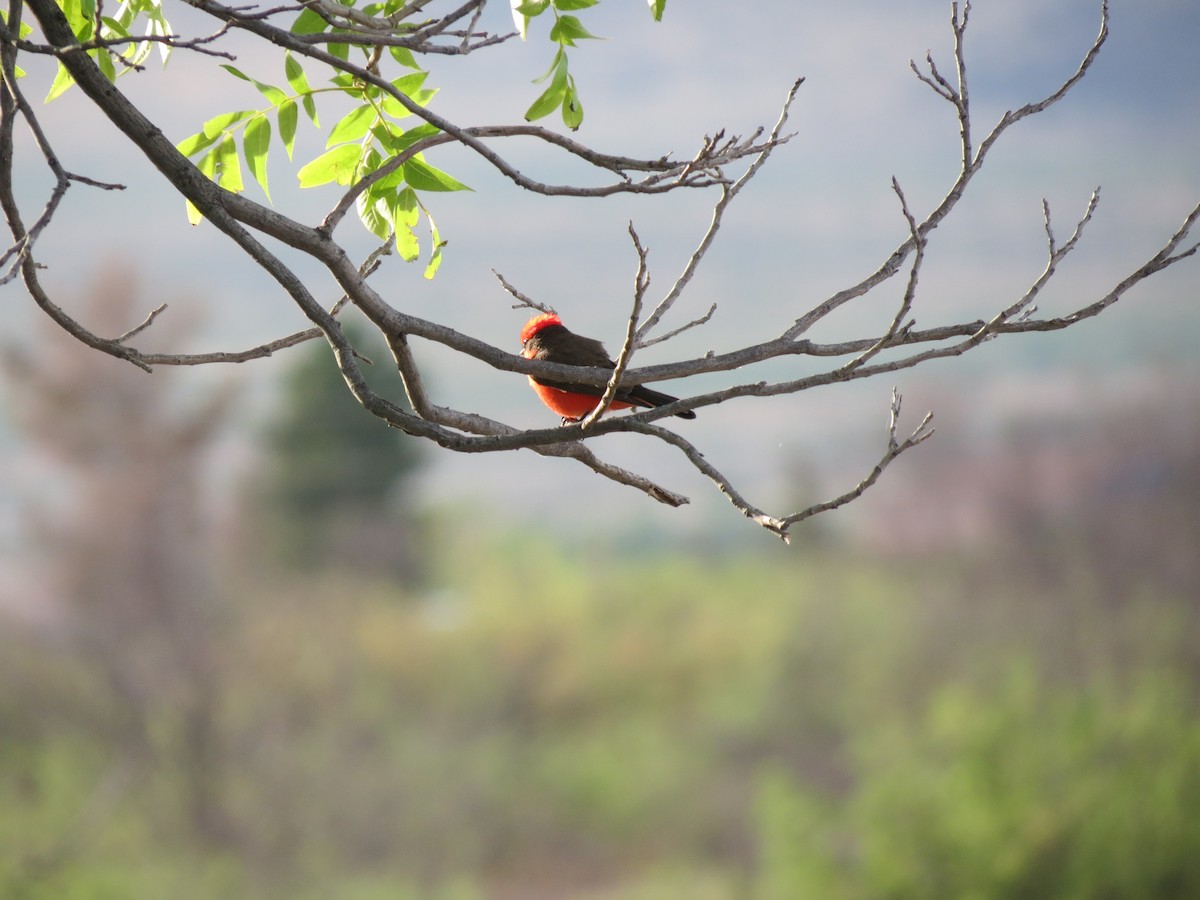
[520,311,697,424]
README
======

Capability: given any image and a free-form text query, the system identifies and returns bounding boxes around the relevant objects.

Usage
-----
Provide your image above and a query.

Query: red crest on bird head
[520,312,563,344]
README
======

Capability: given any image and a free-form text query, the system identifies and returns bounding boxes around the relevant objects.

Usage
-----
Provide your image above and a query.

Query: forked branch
[2,0,1194,540]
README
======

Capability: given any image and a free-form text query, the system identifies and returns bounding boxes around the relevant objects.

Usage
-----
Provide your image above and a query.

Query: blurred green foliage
[2,529,1198,898]
[262,315,425,577]
[756,666,1200,900]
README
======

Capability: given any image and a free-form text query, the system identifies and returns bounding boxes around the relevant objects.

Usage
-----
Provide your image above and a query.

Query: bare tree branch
[636,77,804,344]
[784,0,1110,344]
[2,0,1193,540]
[638,303,717,350]
[580,223,649,431]
[778,389,935,530]
[838,178,925,375]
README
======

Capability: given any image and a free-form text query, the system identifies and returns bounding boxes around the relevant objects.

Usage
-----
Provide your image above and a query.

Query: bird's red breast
[527,380,632,420]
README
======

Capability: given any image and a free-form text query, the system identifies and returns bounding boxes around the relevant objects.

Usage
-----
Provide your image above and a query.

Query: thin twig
[636,76,804,344]
[579,222,648,430]
[638,303,717,349]
[492,268,554,313]
[779,388,935,529]
[784,1,1109,343]
[115,304,168,344]
[837,177,924,374]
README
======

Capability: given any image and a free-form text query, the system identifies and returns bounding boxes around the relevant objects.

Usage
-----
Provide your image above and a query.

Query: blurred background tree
[260,313,425,582]
[2,347,1198,895]
[0,267,241,857]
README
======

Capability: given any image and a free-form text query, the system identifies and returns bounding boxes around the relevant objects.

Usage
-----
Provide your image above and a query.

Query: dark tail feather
[628,385,697,419]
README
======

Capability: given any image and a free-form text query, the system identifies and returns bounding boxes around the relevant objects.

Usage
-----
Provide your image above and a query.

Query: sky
[2,0,1199,544]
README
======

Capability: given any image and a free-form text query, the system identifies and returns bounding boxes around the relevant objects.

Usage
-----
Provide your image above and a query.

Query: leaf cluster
[31,0,172,95]
[173,33,466,279]
[513,0,665,130]
[16,0,669,278]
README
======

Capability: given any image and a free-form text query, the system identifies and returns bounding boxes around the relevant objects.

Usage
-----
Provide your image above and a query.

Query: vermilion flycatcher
[520,312,697,423]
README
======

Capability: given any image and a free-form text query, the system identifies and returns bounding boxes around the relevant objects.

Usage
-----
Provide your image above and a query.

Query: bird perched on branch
[520,312,696,424]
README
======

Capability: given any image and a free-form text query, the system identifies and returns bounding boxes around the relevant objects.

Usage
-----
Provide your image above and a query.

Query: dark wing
[526,326,614,397]
[528,324,696,418]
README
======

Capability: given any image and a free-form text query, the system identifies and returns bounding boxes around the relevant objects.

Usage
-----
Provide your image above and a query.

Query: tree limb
[3,0,1194,540]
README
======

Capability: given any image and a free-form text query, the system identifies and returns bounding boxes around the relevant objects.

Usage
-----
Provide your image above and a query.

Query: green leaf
[549,14,599,45]
[511,0,550,39]
[424,245,445,280]
[45,63,75,102]
[283,52,319,125]
[648,0,666,21]
[143,2,173,64]
[244,116,271,200]
[94,47,116,83]
[561,77,583,130]
[525,53,568,122]
[525,81,566,121]
[202,109,254,139]
[375,122,441,156]
[395,224,420,262]
[379,75,436,120]
[277,99,298,159]
[382,75,438,119]
[14,20,32,40]
[301,93,319,127]
[220,63,251,82]
[221,63,287,106]
[362,146,384,178]
[389,45,421,70]
[99,16,131,39]
[381,87,439,118]
[110,3,135,28]
[291,7,327,34]
[297,144,362,187]
[525,79,567,122]
[196,145,219,180]
[402,158,471,193]
[253,79,287,107]
[61,0,92,35]
[532,46,564,84]
[176,129,219,158]
[357,192,392,241]
[187,146,219,225]
[423,210,445,280]
[121,27,155,70]
[284,52,311,95]
[327,103,377,148]
[391,187,419,229]
[365,156,406,192]
[393,71,429,94]
[398,122,443,147]
[215,133,244,193]
[381,95,412,120]
[59,0,90,38]
[554,0,599,9]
